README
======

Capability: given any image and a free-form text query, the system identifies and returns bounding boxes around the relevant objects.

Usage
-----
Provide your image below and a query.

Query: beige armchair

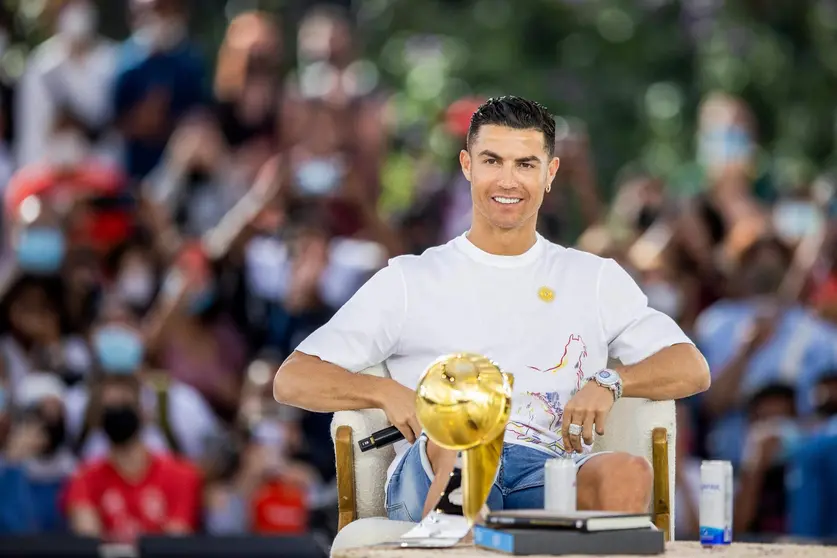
[330,363,676,553]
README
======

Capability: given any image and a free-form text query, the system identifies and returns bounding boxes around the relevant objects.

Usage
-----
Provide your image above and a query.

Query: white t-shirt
[296,233,694,485]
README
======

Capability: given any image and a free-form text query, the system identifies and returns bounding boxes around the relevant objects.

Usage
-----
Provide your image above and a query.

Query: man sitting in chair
[274,96,710,522]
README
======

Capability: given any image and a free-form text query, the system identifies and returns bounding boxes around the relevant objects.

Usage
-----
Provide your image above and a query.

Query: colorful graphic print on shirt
[507,334,589,455]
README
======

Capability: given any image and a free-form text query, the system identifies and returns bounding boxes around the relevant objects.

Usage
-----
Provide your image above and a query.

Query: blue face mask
[0,387,5,414]
[15,227,66,274]
[295,158,344,196]
[93,325,145,374]
[698,126,753,168]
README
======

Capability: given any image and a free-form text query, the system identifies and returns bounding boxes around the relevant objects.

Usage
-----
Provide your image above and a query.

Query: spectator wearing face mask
[5,128,132,259]
[16,0,119,168]
[142,115,262,244]
[245,208,387,358]
[279,100,401,256]
[143,243,248,421]
[673,92,771,310]
[735,383,801,535]
[104,235,161,316]
[695,237,837,467]
[0,273,90,391]
[0,372,75,533]
[64,371,202,543]
[204,355,316,536]
[113,0,209,181]
[7,198,69,276]
[64,297,220,464]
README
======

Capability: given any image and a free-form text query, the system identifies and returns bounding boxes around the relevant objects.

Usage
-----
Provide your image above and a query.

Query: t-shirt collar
[454,231,544,268]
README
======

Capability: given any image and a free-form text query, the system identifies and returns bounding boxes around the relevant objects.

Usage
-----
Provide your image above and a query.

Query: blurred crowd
[1,0,837,547]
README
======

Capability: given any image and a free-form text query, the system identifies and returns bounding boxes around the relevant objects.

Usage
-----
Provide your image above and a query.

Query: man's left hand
[561,381,615,453]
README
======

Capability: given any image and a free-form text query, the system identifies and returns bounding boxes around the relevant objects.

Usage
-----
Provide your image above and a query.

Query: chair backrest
[331,364,676,536]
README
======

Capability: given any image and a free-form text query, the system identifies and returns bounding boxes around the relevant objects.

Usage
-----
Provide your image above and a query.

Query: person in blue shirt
[787,371,837,538]
[0,373,75,534]
[112,0,208,181]
[695,237,837,467]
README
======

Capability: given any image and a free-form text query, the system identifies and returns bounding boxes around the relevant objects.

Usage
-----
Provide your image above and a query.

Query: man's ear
[547,157,561,184]
[459,149,472,182]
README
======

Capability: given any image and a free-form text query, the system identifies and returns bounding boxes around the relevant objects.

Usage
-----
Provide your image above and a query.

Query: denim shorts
[385,434,605,522]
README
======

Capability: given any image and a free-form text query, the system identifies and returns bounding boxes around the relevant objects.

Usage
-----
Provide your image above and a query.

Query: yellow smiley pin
[538,286,555,303]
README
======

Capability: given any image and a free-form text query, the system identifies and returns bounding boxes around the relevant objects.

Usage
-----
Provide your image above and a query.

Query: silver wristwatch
[592,369,623,401]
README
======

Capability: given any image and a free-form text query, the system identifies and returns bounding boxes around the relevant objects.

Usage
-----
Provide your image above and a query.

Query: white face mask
[47,132,87,167]
[135,16,186,52]
[57,2,97,42]
[117,267,156,307]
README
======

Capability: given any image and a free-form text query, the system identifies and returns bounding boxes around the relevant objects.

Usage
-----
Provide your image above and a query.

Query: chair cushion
[330,517,414,556]
[330,363,394,519]
[594,397,676,539]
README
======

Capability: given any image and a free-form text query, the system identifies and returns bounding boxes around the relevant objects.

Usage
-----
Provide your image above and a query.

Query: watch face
[597,370,619,386]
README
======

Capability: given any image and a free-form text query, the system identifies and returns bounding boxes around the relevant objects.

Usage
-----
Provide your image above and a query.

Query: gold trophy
[415,353,514,525]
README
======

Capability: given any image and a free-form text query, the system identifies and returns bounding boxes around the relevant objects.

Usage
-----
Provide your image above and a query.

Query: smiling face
[460,124,560,231]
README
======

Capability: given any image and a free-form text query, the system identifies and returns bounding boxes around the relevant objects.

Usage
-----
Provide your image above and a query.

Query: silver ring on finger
[568,423,582,437]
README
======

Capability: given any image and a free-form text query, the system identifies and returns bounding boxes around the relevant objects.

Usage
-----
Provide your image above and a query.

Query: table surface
[332,540,837,558]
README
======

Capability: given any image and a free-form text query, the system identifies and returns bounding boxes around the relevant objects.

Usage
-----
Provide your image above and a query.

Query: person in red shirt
[65,372,201,543]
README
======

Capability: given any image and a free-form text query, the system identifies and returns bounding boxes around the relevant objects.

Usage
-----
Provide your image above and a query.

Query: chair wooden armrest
[335,425,356,532]
[331,364,393,533]
[652,427,671,540]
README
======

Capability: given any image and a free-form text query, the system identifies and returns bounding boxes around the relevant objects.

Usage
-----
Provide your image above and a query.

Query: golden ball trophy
[415,353,514,525]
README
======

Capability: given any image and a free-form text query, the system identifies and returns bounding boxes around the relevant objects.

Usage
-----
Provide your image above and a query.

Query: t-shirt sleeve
[168,462,202,531]
[294,260,407,372]
[65,468,94,510]
[597,258,694,365]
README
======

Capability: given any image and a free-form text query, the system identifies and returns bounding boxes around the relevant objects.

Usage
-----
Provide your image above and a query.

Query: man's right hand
[378,379,422,444]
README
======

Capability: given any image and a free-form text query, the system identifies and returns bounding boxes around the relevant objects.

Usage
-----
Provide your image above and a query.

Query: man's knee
[425,439,457,476]
[578,453,653,513]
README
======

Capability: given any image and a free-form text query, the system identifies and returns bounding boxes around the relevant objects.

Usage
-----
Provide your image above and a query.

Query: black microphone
[358,426,405,452]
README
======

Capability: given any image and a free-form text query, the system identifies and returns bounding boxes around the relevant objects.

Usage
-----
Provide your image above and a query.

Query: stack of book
[473,510,666,555]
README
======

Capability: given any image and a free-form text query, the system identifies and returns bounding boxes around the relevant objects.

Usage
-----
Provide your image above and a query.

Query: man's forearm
[618,343,710,400]
[273,351,390,412]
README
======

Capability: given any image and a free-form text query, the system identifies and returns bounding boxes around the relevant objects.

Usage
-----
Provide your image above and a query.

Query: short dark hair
[746,382,796,417]
[467,96,556,158]
[739,236,793,268]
